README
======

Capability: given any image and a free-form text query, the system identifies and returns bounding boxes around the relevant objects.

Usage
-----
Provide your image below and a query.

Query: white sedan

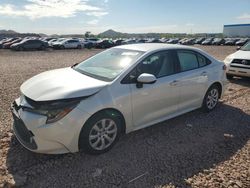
[11,44,227,154]
[224,41,250,79]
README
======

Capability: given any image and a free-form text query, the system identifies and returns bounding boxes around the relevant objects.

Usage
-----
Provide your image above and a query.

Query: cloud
[237,13,250,20]
[86,11,108,17]
[87,19,99,25]
[0,0,108,19]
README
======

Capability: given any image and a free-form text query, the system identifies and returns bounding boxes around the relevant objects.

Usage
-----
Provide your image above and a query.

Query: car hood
[20,67,108,101]
[231,50,250,59]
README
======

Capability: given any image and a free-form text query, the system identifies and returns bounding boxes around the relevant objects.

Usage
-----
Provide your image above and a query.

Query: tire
[79,111,122,154]
[77,45,82,49]
[202,85,220,112]
[226,74,234,80]
[18,46,24,51]
[60,45,65,49]
[40,45,46,50]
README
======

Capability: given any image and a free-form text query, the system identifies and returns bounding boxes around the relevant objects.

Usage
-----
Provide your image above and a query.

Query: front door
[129,50,180,128]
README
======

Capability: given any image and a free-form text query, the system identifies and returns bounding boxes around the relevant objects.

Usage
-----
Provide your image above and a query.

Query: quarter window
[197,53,207,67]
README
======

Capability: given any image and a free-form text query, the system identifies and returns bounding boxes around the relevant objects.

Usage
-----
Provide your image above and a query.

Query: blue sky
[0,0,250,34]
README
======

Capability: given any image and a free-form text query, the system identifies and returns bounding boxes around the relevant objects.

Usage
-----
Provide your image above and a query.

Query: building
[223,24,250,37]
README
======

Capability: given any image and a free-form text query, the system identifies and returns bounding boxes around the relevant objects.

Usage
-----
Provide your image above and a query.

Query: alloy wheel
[206,88,219,110]
[89,119,117,151]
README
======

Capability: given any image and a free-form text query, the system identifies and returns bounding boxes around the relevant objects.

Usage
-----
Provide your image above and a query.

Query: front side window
[122,51,176,84]
[74,48,144,81]
[177,51,199,71]
[137,51,175,78]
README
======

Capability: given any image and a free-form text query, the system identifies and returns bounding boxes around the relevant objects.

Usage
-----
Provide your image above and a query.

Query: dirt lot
[0,46,250,188]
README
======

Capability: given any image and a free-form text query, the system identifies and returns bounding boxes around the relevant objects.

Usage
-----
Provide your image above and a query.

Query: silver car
[11,44,228,154]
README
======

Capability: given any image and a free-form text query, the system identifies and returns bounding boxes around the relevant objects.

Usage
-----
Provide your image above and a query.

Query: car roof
[114,43,200,52]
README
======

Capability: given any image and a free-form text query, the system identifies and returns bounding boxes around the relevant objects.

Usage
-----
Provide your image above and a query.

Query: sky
[0,0,250,35]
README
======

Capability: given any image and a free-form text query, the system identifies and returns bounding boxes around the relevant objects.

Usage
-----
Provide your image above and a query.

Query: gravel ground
[0,46,249,188]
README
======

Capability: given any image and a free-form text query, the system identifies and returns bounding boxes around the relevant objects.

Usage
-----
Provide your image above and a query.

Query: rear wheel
[40,45,46,50]
[79,111,122,154]
[202,85,220,112]
[77,45,82,49]
[18,46,24,51]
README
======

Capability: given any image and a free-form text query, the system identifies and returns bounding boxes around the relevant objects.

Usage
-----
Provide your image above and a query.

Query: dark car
[136,39,147,43]
[114,39,125,46]
[211,38,225,45]
[10,39,49,51]
[201,38,214,45]
[235,38,249,46]
[181,38,195,45]
[95,40,114,48]
[3,38,23,49]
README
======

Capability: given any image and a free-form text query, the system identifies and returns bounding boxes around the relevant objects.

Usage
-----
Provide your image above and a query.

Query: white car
[52,39,83,49]
[11,44,227,154]
[224,42,250,79]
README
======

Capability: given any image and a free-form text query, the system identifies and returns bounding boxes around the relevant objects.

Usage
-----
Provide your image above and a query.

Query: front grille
[11,103,37,150]
[231,59,250,66]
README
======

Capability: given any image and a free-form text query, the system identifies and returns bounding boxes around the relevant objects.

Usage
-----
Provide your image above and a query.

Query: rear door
[174,50,210,111]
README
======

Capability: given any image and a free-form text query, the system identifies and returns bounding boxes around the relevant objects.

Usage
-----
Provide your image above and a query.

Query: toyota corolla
[11,44,228,154]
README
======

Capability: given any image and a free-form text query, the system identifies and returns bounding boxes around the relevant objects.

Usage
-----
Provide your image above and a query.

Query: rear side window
[177,50,211,72]
[177,51,199,71]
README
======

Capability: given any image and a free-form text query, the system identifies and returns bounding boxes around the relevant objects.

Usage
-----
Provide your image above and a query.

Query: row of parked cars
[0,36,249,51]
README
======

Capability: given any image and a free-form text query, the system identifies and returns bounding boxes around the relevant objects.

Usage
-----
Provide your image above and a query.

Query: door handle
[170,80,179,86]
[201,71,207,76]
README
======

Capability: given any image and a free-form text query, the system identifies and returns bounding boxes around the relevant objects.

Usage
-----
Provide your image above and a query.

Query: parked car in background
[113,39,125,46]
[201,38,214,45]
[235,38,249,46]
[136,39,147,43]
[224,41,250,79]
[96,39,114,48]
[212,38,225,45]
[146,38,163,43]
[80,39,94,49]
[194,38,205,44]
[224,38,239,46]
[0,37,19,49]
[3,38,23,49]
[11,43,227,154]
[52,39,83,49]
[181,38,195,45]
[122,39,137,45]
[166,38,179,44]
[10,39,49,51]
[85,38,100,47]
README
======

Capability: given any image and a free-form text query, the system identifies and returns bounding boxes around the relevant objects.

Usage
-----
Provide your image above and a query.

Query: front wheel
[79,111,122,154]
[202,85,220,112]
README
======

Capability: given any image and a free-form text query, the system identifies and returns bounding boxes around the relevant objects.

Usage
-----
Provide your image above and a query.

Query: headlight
[24,100,79,124]
[224,57,233,65]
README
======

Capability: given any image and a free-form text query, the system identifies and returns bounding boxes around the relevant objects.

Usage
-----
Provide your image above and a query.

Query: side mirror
[236,46,241,51]
[136,73,156,88]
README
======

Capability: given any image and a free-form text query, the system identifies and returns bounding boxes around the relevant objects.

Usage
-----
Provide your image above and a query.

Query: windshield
[73,48,144,81]
[241,42,250,51]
